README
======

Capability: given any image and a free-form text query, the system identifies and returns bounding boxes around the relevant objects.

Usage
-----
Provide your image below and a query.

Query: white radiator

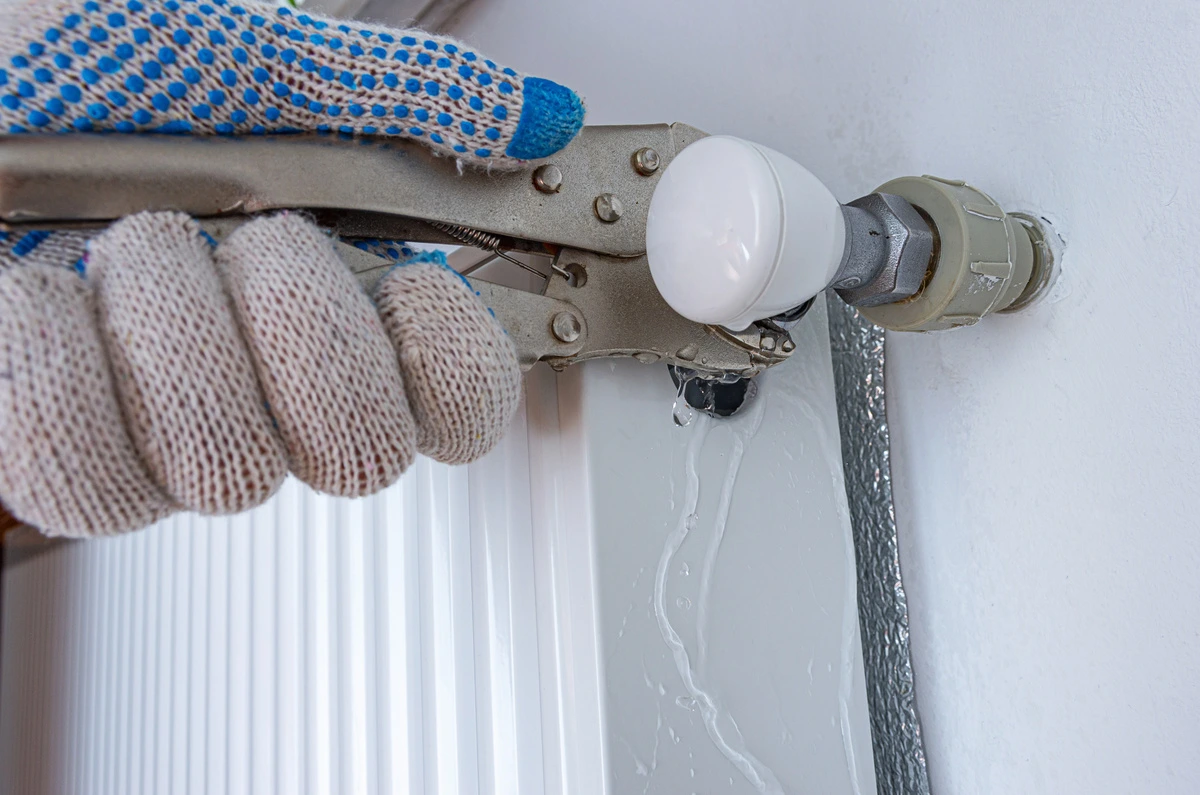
[3,310,876,794]
[1,368,606,795]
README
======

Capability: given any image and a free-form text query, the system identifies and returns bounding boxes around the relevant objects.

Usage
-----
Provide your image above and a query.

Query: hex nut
[632,147,661,175]
[836,193,934,308]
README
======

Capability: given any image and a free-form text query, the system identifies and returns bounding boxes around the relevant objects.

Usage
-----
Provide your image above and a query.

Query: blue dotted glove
[0,0,585,166]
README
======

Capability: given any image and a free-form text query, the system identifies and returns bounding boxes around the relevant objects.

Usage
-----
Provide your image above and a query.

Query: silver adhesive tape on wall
[826,293,931,795]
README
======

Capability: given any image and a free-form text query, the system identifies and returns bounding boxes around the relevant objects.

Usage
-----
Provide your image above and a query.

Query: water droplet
[672,370,703,426]
[676,595,692,609]
[676,695,696,710]
[685,514,698,531]
[679,562,690,576]
[672,390,697,426]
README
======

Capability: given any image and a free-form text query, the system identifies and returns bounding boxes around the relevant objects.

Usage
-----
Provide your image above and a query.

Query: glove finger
[0,264,173,537]
[215,214,417,497]
[0,229,90,272]
[0,0,584,168]
[89,211,287,514]
[374,258,521,464]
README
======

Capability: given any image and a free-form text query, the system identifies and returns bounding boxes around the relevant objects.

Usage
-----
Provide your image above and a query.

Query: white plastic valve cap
[646,136,846,331]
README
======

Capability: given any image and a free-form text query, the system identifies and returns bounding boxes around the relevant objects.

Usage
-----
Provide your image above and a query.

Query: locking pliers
[0,124,798,378]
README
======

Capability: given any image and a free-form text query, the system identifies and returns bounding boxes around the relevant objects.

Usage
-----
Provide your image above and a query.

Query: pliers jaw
[0,124,798,381]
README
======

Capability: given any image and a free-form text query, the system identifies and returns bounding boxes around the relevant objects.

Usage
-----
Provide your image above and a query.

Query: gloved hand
[0,0,583,162]
[0,0,586,538]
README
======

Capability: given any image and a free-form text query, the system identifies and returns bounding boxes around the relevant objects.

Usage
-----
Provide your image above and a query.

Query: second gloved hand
[0,0,585,166]
[0,212,523,538]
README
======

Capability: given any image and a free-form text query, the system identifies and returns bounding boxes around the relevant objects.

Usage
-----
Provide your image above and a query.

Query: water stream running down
[654,347,868,795]
[653,384,785,794]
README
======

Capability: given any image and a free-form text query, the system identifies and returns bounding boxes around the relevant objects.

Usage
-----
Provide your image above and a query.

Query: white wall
[447,1,1200,792]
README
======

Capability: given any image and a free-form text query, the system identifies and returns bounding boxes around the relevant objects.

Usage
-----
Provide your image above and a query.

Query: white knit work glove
[0,0,586,538]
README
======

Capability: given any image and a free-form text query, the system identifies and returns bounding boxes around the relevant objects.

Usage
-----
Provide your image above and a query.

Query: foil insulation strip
[825,293,931,795]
